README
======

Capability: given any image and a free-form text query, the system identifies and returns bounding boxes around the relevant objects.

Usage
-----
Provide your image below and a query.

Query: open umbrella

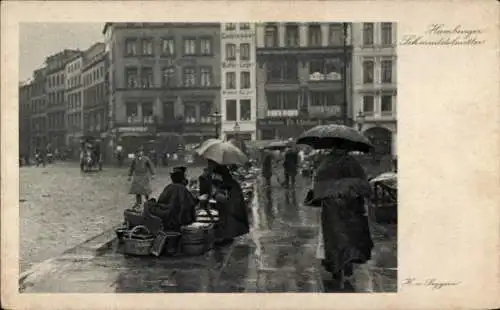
[196,139,248,165]
[296,124,373,152]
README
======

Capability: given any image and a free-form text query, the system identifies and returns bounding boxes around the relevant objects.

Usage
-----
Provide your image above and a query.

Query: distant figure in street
[393,157,398,173]
[262,150,273,186]
[144,169,197,231]
[283,146,299,188]
[304,146,373,290]
[128,147,156,208]
[116,144,124,167]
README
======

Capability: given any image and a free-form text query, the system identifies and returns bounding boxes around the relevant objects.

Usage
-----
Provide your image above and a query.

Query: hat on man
[169,170,185,184]
[173,166,187,173]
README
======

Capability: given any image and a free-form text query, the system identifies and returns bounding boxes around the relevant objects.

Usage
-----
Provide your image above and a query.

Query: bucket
[181,223,214,256]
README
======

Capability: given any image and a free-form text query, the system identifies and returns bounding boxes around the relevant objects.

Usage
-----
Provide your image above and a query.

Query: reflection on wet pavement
[20,174,397,293]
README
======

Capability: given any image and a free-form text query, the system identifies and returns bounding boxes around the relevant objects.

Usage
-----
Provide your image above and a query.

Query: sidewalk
[20,176,397,293]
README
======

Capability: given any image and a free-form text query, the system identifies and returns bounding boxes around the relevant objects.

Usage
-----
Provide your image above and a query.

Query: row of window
[66,61,81,74]
[84,84,107,107]
[225,99,252,121]
[67,112,82,130]
[47,112,65,129]
[67,76,81,89]
[125,37,213,57]
[224,43,251,61]
[362,94,395,114]
[362,23,393,46]
[126,66,215,88]
[266,91,344,111]
[67,92,82,111]
[224,23,251,31]
[225,71,251,89]
[125,101,216,124]
[264,23,346,48]
[47,91,65,106]
[86,111,106,132]
[362,59,393,84]
[47,73,65,89]
[83,66,106,87]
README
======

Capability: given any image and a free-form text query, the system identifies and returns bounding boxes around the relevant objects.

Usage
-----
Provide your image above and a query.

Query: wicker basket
[123,225,154,256]
[181,223,215,256]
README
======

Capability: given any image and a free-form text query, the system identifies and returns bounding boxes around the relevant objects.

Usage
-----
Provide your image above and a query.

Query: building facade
[255,22,354,140]
[220,23,257,141]
[352,22,397,156]
[19,82,32,157]
[65,52,84,151]
[103,22,221,156]
[81,42,109,157]
[29,67,48,150]
[45,49,80,150]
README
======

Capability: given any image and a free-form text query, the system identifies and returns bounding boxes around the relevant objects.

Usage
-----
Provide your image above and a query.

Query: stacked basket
[180,222,215,256]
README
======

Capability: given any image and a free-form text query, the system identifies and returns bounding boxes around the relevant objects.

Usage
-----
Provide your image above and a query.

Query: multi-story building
[81,42,109,157]
[220,23,257,141]
[45,49,80,150]
[103,22,221,156]
[19,81,32,157]
[65,52,84,152]
[255,22,353,140]
[352,22,397,156]
[29,67,48,150]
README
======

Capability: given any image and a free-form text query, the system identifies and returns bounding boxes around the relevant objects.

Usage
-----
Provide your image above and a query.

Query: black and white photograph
[17,21,398,293]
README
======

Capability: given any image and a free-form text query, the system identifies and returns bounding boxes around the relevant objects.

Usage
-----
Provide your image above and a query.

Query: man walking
[283,145,299,189]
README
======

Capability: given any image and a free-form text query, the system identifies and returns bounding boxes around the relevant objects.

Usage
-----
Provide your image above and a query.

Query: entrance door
[363,127,393,156]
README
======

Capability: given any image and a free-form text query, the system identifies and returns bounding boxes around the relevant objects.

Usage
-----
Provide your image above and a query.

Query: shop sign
[118,126,147,133]
[257,118,344,127]
[221,32,255,40]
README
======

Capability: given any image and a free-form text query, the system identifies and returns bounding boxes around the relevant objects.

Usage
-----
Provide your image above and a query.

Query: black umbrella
[296,124,373,152]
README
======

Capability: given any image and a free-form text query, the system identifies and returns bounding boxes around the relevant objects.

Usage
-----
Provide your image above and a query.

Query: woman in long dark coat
[305,147,374,289]
[204,160,250,245]
[261,150,273,186]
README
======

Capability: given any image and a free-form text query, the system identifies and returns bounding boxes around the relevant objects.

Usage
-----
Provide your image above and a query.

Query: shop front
[257,117,346,140]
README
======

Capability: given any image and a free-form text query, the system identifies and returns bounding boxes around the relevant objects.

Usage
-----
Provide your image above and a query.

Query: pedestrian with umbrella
[298,124,374,291]
[196,139,250,245]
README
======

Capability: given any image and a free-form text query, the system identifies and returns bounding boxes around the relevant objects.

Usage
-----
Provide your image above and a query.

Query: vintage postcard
[1,0,499,309]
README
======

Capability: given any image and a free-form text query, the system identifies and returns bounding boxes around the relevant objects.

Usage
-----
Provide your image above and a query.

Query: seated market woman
[304,146,374,290]
[203,159,250,245]
[143,169,197,232]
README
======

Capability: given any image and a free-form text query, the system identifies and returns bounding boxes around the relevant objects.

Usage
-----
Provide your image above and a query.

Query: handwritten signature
[400,24,485,46]
[402,277,461,289]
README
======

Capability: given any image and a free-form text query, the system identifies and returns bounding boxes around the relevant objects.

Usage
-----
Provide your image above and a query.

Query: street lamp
[210,110,222,139]
[356,110,365,132]
[233,121,240,138]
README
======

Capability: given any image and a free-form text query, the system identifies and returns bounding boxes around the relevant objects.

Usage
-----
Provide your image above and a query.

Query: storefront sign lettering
[222,90,239,95]
[222,62,237,69]
[221,32,255,40]
[258,118,343,127]
[118,126,147,133]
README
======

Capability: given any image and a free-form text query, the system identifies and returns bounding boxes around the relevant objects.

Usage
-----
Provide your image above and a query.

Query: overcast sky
[19,23,104,82]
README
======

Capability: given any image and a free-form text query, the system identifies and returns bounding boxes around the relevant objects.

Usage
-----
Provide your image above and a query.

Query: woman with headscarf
[305,146,374,290]
[204,159,250,245]
[128,147,155,208]
[143,168,197,231]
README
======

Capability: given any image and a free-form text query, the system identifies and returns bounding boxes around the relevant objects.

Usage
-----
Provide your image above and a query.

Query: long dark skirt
[321,196,374,276]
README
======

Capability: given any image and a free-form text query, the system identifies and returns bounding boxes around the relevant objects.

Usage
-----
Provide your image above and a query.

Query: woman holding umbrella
[298,124,374,291]
[196,139,250,245]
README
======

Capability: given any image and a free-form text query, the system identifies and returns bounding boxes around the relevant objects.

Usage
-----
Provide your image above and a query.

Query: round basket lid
[182,222,212,230]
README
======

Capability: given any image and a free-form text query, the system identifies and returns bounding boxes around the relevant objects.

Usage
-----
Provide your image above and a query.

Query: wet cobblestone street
[20,167,397,293]
[19,162,204,273]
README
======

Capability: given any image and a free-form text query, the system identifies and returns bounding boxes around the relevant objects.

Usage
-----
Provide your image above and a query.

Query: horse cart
[80,136,103,172]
